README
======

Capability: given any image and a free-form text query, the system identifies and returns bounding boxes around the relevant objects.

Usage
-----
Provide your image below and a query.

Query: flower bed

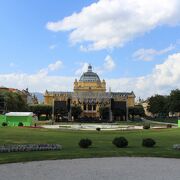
[0,144,62,153]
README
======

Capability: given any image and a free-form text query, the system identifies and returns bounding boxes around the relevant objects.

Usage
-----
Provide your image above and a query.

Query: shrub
[96,127,101,131]
[18,122,24,127]
[173,144,180,150]
[142,138,156,147]
[112,137,128,148]
[143,123,150,129]
[2,122,7,127]
[166,124,172,128]
[79,138,92,148]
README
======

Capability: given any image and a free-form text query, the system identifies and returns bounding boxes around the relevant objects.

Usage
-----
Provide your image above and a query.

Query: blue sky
[0,0,180,98]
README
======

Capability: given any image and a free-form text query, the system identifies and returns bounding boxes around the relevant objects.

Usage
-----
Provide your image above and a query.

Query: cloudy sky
[0,0,180,99]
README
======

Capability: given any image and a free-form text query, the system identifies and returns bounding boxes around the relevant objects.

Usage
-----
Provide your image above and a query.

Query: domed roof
[79,65,100,82]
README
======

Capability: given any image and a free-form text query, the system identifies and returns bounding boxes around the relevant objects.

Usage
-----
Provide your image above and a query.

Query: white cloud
[107,53,180,98]
[46,0,180,51]
[0,53,180,98]
[75,55,115,75]
[133,44,176,61]
[75,62,89,75]
[49,44,57,50]
[150,53,180,88]
[94,55,116,74]
[103,55,115,71]
[0,73,74,93]
[39,60,63,75]
[48,60,63,71]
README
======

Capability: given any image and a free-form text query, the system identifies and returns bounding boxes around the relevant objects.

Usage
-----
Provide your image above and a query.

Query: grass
[0,127,180,164]
[146,117,178,124]
[115,121,166,127]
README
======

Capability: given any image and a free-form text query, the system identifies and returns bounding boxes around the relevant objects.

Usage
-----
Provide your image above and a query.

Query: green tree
[134,105,145,117]
[147,95,169,117]
[99,107,109,120]
[129,105,145,120]
[29,104,52,120]
[0,91,28,112]
[169,89,180,113]
[71,105,82,120]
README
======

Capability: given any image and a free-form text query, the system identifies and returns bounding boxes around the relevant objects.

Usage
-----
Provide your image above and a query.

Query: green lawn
[149,118,178,124]
[0,127,180,164]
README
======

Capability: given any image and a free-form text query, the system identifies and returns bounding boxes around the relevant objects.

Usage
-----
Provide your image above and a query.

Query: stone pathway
[0,157,180,180]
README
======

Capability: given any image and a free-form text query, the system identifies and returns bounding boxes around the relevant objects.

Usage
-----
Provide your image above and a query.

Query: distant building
[140,101,153,117]
[0,87,38,105]
[44,65,135,121]
[21,88,38,105]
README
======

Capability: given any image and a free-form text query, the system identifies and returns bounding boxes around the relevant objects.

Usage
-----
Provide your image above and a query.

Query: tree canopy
[99,106,109,120]
[29,104,52,120]
[147,90,180,117]
[147,95,169,117]
[129,105,145,120]
[0,91,28,112]
[71,105,82,119]
[169,89,180,113]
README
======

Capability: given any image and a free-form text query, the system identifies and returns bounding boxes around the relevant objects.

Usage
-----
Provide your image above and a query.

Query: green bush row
[79,137,156,148]
[1,122,24,127]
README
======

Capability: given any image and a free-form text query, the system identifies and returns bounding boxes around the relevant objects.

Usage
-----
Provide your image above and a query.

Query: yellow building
[44,65,135,121]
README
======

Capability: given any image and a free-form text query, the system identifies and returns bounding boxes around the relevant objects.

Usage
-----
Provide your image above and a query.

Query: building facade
[0,87,38,105]
[0,87,38,114]
[44,65,135,120]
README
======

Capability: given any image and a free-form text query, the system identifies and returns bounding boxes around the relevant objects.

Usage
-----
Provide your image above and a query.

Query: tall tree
[147,95,169,117]
[0,91,28,112]
[99,107,109,120]
[169,89,180,113]
[129,105,145,120]
[29,104,52,120]
[71,105,82,120]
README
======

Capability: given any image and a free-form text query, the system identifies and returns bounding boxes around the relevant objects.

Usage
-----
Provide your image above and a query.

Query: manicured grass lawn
[149,118,178,124]
[0,127,180,164]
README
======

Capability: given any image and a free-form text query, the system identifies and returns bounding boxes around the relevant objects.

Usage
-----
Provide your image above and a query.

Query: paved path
[0,157,180,180]
[42,124,143,130]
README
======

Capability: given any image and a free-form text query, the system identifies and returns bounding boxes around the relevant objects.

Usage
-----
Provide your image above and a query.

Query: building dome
[79,64,100,82]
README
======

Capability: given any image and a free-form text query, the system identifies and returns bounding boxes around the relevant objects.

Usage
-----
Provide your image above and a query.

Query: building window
[88,105,92,111]
[84,104,86,110]
[93,105,96,111]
